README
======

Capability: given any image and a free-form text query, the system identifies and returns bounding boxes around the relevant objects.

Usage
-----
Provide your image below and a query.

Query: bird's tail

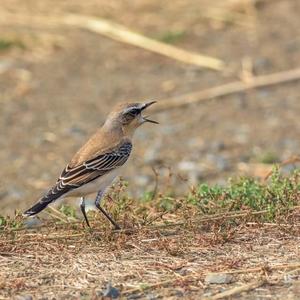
[23,186,70,217]
[23,197,53,216]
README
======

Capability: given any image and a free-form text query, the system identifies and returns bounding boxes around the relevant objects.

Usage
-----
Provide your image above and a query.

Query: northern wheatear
[23,101,158,229]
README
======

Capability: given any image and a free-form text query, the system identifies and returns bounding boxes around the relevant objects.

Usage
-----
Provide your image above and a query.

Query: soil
[1,222,300,299]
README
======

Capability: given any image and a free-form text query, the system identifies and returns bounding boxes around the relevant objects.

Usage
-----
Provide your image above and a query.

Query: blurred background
[0,0,299,215]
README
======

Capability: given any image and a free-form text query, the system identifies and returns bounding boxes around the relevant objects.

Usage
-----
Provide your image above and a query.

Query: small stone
[42,132,57,143]
[291,281,300,295]
[174,290,184,297]
[14,295,33,300]
[0,59,13,74]
[177,160,203,184]
[127,294,141,300]
[100,283,120,298]
[161,80,176,92]
[284,274,293,283]
[134,175,151,187]
[255,57,272,70]
[65,125,86,138]
[210,141,225,152]
[146,293,157,300]
[178,161,197,172]
[23,218,43,229]
[281,164,298,175]
[143,140,162,163]
[282,138,299,153]
[205,273,234,284]
[206,154,229,172]
[7,187,24,200]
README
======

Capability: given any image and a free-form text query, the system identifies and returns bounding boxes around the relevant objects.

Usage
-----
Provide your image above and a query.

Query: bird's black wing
[23,141,132,216]
[58,141,132,187]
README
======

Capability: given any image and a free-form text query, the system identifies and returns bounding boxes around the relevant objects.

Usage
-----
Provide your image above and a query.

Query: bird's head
[104,101,158,136]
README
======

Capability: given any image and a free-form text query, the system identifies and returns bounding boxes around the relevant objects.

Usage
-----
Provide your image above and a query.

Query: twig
[0,12,224,71]
[150,209,269,229]
[42,211,69,224]
[218,262,300,275]
[123,275,194,295]
[246,222,300,227]
[153,67,300,112]
[203,278,265,300]
[201,8,254,28]
[62,14,224,70]
[47,205,77,222]
[150,166,159,201]
[143,211,170,226]
[263,155,300,181]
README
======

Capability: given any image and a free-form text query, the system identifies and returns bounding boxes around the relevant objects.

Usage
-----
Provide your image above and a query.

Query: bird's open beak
[140,101,159,124]
[140,101,157,111]
[142,115,159,124]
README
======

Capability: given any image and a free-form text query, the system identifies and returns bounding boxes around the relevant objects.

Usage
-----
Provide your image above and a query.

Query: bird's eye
[123,108,140,118]
[122,108,140,123]
[127,108,140,116]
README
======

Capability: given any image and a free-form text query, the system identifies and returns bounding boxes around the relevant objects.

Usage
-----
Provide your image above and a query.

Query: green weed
[2,168,299,230]
[0,38,26,52]
[59,204,77,218]
[156,30,186,44]
[0,213,23,230]
[188,167,299,221]
[257,151,280,164]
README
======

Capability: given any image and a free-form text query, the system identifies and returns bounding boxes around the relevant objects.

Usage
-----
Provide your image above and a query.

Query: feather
[23,141,132,216]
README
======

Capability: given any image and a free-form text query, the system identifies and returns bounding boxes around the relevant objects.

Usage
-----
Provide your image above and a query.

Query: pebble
[206,154,230,172]
[174,290,185,297]
[235,125,250,139]
[0,59,14,74]
[13,295,32,300]
[7,187,24,201]
[281,164,298,175]
[291,281,300,295]
[65,125,86,138]
[178,161,197,172]
[210,141,225,152]
[284,274,294,284]
[99,283,120,299]
[23,218,43,229]
[143,140,162,163]
[282,138,299,152]
[146,293,158,300]
[255,57,272,70]
[134,174,151,187]
[286,40,300,52]
[234,132,249,144]
[177,160,204,184]
[205,273,234,284]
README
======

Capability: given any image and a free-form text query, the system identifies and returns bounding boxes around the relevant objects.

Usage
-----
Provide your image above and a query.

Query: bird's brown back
[68,127,127,168]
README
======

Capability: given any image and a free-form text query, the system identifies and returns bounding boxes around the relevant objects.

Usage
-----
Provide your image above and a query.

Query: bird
[23,101,158,229]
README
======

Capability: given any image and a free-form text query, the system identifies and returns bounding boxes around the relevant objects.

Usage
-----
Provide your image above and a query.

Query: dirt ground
[0,0,300,299]
[0,222,300,299]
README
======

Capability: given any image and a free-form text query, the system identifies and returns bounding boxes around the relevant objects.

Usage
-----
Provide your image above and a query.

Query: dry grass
[1,170,299,299]
[1,219,300,299]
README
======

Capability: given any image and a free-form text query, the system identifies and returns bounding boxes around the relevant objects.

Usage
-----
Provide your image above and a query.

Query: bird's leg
[95,190,120,230]
[80,197,90,227]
